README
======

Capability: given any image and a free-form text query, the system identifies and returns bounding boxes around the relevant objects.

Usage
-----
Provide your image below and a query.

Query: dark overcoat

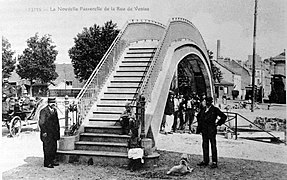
[39,106,60,141]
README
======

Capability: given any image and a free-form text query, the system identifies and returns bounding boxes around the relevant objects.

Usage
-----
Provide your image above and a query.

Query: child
[119,103,135,135]
[127,133,143,171]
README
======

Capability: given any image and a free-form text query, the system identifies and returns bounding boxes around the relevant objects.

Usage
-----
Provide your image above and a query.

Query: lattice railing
[76,19,165,125]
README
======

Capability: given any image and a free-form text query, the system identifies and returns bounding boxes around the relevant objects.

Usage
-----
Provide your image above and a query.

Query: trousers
[202,132,217,163]
[164,114,174,133]
[43,138,57,166]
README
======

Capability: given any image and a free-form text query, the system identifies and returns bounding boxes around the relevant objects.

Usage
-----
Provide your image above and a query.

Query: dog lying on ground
[166,154,193,175]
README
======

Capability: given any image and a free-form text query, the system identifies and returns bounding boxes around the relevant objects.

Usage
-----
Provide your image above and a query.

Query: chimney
[217,40,221,60]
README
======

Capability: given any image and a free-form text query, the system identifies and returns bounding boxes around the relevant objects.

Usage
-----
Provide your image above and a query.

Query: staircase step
[84,125,122,134]
[127,49,156,54]
[129,47,157,51]
[75,141,128,153]
[107,85,139,89]
[57,150,160,166]
[93,111,122,114]
[103,94,136,99]
[57,150,128,166]
[113,76,143,81]
[115,71,146,76]
[110,82,142,87]
[116,70,147,73]
[120,64,149,67]
[97,104,136,108]
[88,118,118,126]
[80,133,130,143]
[122,59,151,62]
[110,80,142,83]
[99,99,134,105]
[91,114,120,120]
[118,66,148,71]
[103,93,136,99]
[96,106,125,112]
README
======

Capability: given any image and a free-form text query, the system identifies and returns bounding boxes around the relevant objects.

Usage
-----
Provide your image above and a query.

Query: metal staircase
[57,44,159,166]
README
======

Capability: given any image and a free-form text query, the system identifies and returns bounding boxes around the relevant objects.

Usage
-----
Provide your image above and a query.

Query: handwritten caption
[27,6,149,12]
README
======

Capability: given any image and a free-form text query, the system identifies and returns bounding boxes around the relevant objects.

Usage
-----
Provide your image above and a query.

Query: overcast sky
[1,0,286,64]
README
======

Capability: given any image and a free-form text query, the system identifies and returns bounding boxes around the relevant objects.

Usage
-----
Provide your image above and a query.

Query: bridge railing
[76,19,166,127]
[222,111,283,143]
[75,27,128,124]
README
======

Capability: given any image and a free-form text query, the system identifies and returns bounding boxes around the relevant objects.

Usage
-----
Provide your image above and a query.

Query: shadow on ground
[3,150,287,180]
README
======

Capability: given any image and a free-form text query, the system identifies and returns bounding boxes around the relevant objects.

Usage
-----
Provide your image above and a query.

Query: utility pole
[251,0,258,112]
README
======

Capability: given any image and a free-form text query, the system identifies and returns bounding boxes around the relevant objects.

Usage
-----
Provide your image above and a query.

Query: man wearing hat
[39,97,60,168]
[2,78,16,98]
[196,96,227,168]
[163,90,175,134]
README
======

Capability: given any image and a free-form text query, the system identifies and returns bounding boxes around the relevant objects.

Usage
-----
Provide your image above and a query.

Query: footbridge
[57,18,214,166]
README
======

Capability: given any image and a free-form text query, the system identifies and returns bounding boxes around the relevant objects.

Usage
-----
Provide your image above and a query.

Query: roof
[215,79,233,86]
[214,60,240,75]
[53,64,84,88]
[272,51,285,62]
[5,63,84,89]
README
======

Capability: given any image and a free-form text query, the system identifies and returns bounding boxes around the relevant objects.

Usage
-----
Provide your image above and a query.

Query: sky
[1,0,286,64]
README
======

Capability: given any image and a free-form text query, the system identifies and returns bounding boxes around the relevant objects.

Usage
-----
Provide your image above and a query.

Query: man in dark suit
[196,96,227,168]
[39,97,60,168]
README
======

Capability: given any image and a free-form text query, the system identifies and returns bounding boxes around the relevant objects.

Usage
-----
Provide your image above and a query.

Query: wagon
[2,97,43,137]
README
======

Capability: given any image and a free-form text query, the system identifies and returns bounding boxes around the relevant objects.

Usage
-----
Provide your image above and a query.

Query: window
[65,81,72,86]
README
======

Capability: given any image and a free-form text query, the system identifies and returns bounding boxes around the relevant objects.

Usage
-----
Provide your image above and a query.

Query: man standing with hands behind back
[196,96,227,168]
[39,97,60,168]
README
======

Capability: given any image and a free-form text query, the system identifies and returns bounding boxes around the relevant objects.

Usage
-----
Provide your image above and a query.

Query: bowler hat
[48,97,56,103]
[206,96,213,102]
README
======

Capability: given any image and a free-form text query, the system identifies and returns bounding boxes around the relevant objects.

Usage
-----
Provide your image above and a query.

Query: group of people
[162,91,203,134]
[2,78,37,115]
[163,90,227,169]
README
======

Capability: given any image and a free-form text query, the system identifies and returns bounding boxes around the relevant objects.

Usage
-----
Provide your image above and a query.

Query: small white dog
[167,154,193,175]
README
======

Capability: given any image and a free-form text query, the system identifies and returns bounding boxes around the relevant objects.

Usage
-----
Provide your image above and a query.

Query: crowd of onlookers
[161,91,206,134]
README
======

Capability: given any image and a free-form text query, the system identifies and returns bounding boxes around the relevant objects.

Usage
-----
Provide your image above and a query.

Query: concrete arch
[145,39,214,147]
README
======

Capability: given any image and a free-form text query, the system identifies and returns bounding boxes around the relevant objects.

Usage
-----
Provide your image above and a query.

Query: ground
[1,101,287,179]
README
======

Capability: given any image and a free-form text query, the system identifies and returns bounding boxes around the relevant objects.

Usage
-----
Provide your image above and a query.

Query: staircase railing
[76,19,166,126]
[223,112,283,143]
[76,23,129,124]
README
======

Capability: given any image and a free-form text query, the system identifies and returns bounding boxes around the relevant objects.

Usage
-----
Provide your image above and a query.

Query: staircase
[57,43,160,166]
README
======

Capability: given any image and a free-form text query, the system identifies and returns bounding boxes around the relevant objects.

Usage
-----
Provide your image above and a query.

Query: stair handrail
[76,22,130,122]
[223,111,283,143]
[76,19,166,125]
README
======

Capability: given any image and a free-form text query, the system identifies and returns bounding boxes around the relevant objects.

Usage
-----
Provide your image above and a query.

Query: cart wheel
[9,116,22,137]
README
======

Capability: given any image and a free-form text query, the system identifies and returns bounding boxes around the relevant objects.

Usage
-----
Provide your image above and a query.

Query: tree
[208,50,222,83]
[69,20,120,82]
[2,37,16,78]
[17,33,58,86]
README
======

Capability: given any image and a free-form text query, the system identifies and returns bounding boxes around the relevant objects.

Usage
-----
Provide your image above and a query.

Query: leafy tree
[208,50,222,83]
[69,20,120,82]
[2,37,16,78]
[17,33,58,86]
